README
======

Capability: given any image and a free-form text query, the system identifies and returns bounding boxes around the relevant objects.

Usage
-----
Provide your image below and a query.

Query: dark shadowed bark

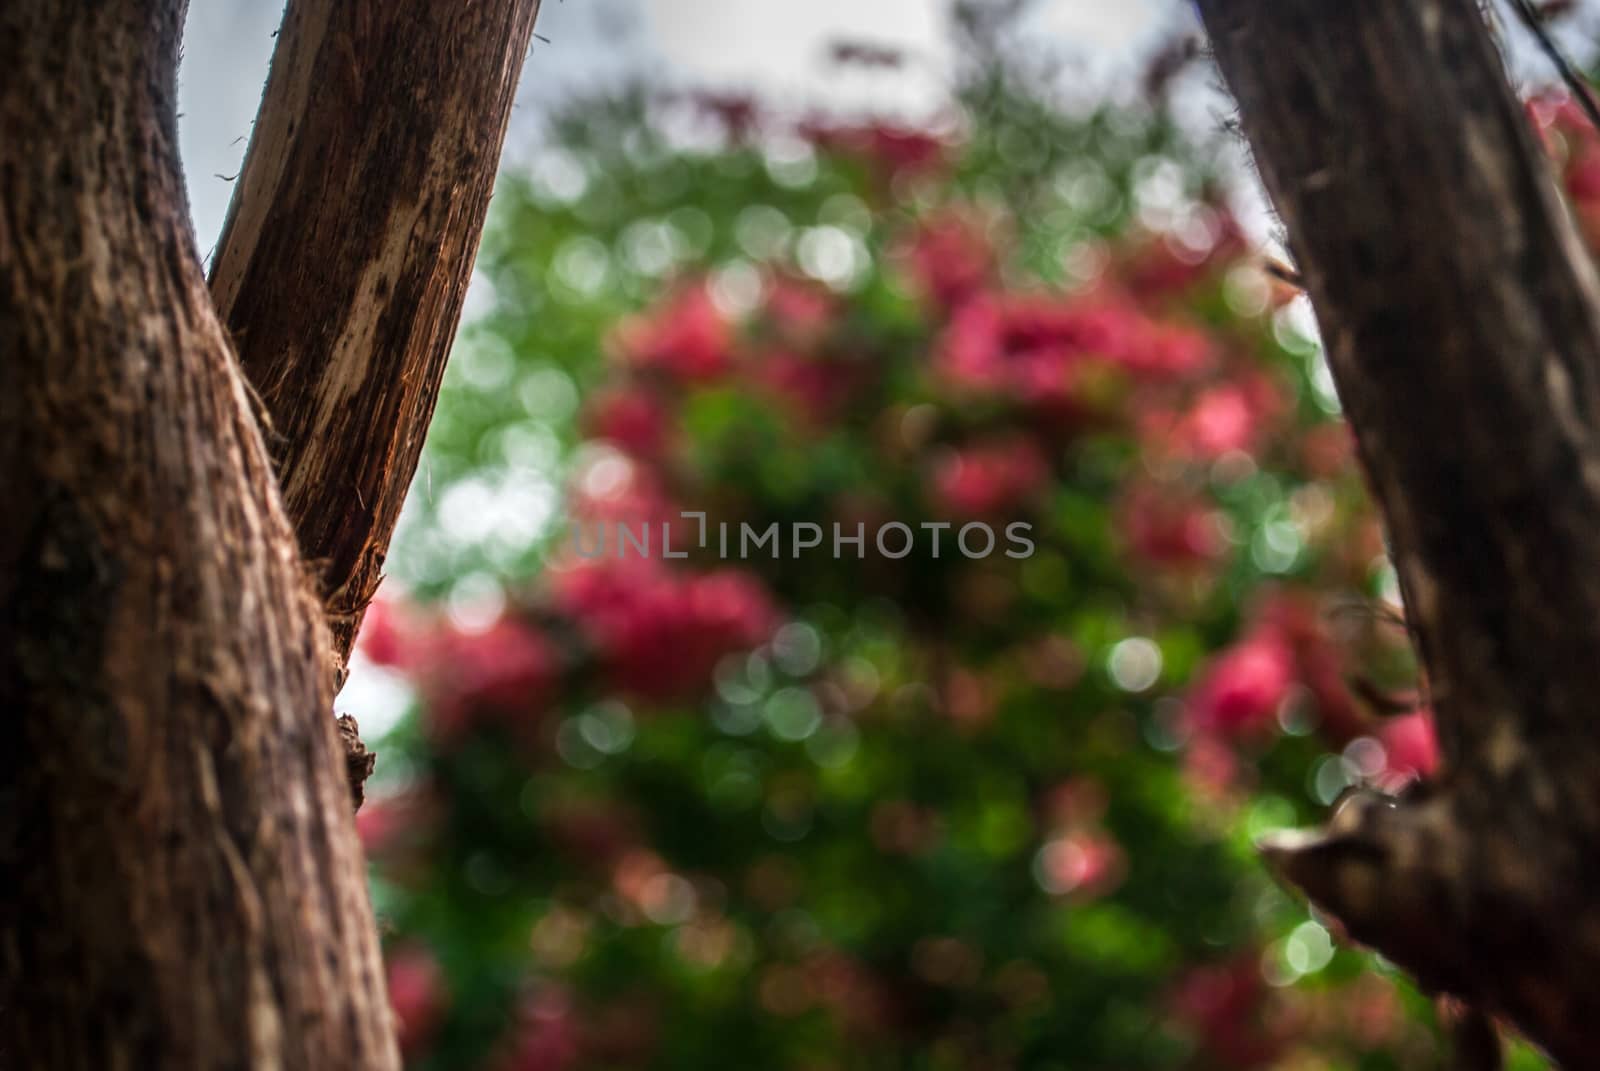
[1198,1,1600,1064]
[1,0,540,1064]
[211,0,543,671]
[0,1,396,1066]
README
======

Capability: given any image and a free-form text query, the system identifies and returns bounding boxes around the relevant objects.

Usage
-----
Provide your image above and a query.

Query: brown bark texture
[0,2,400,1067]
[1199,1,1600,1065]
[211,0,542,672]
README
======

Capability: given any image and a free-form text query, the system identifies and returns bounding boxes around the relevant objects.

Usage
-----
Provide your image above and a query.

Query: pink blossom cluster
[1529,91,1600,245]
[602,275,849,427]
[1167,953,1287,1069]
[936,292,1212,411]
[1117,482,1228,568]
[363,605,562,743]
[1184,592,1439,790]
[358,558,777,741]
[611,284,732,383]
[797,119,948,182]
[930,437,1049,518]
[550,559,777,702]
[894,208,996,311]
[1138,373,1286,461]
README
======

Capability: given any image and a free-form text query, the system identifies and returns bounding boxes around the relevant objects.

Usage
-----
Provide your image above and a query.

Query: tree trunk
[0,2,395,1066]
[211,0,542,671]
[1198,1,1600,1064]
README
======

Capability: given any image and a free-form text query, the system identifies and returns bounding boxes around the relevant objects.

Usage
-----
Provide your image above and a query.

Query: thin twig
[1261,256,1303,289]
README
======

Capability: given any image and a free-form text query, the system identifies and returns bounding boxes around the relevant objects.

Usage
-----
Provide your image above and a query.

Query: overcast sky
[177,0,1600,259]
[177,0,1183,253]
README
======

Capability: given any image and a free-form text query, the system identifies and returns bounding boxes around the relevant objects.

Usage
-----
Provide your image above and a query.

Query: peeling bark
[0,2,396,1066]
[211,0,543,671]
[1199,1,1600,1064]
[339,714,377,811]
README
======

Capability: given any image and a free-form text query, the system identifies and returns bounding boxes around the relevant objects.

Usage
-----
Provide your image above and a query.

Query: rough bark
[0,2,396,1067]
[1198,1,1600,1064]
[211,0,542,671]
[339,714,378,810]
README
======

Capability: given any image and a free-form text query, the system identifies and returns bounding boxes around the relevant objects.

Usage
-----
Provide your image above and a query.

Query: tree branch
[0,2,396,1063]
[1199,2,1600,1063]
[211,0,543,673]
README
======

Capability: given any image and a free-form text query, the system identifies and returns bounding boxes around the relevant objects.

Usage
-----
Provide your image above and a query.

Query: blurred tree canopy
[351,43,1600,1071]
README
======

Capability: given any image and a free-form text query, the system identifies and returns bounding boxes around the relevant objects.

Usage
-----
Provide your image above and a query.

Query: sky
[177,0,1181,253]
[177,0,1600,255]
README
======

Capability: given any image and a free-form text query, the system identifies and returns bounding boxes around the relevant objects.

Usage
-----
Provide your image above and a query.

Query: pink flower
[1379,709,1440,781]
[1568,150,1600,201]
[1529,90,1598,149]
[939,293,1208,410]
[897,210,995,312]
[1168,955,1286,1070]
[1188,633,1296,739]
[386,945,448,1059]
[584,386,671,457]
[939,294,1126,406]
[566,455,678,533]
[354,801,399,855]
[1117,484,1227,567]
[1142,373,1284,462]
[416,614,561,742]
[1037,831,1125,899]
[689,569,780,649]
[800,119,947,181]
[1122,321,1213,379]
[356,793,417,857]
[355,595,413,668]
[1123,214,1246,297]
[931,438,1049,517]
[1183,385,1256,456]
[753,350,860,426]
[612,284,732,382]
[495,989,581,1071]
[553,561,777,703]
[1255,592,1366,745]
[761,276,837,345]
[857,125,946,179]
[1183,735,1243,798]
[1527,91,1600,248]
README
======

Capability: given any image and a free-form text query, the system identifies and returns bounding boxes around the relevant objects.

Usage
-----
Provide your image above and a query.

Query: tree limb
[0,2,396,1063]
[211,0,543,673]
[1199,1,1600,1064]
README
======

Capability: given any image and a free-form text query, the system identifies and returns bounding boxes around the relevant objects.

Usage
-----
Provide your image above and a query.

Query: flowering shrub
[1531,89,1600,245]
[358,74,1577,1070]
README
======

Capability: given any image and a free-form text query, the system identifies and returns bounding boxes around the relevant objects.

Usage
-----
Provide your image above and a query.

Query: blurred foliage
[349,38,1590,1071]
